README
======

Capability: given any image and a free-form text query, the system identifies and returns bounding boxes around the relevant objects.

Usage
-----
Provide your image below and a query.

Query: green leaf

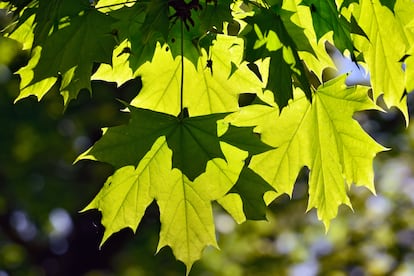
[139,0,170,37]
[167,20,203,67]
[81,164,154,247]
[394,0,414,93]
[14,47,58,102]
[280,0,335,80]
[167,113,229,181]
[302,0,356,57]
[155,142,247,273]
[168,114,273,180]
[32,1,91,44]
[83,136,248,273]
[228,166,275,221]
[94,0,137,11]
[15,7,116,105]
[100,0,169,71]
[353,0,408,120]
[166,0,234,65]
[131,35,266,116]
[267,49,297,107]
[198,0,233,33]
[220,125,274,155]
[131,44,185,116]
[76,107,177,168]
[227,75,386,227]
[91,39,136,87]
[379,0,396,11]
[78,106,272,181]
[405,48,414,92]
[243,7,312,108]
[7,6,36,50]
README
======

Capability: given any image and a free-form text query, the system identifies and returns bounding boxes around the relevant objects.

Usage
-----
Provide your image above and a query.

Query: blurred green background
[2,11,414,276]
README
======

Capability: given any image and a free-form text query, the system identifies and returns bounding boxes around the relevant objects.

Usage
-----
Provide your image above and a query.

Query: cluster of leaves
[1,0,414,273]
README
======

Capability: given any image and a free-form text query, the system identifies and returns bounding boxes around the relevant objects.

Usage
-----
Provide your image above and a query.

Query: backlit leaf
[243,6,312,108]
[78,106,271,181]
[15,5,116,105]
[132,35,265,117]
[82,135,248,273]
[352,0,408,119]
[227,75,386,227]
[155,142,247,273]
[227,166,275,221]
[302,0,356,56]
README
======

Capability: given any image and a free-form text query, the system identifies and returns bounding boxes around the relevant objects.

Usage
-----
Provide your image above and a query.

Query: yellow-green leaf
[91,39,136,87]
[227,75,386,228]
[155,142,247,273]
[131,35,265,116]
[353,0,408,119]
[80,136,165,246]
[83,135,248,272]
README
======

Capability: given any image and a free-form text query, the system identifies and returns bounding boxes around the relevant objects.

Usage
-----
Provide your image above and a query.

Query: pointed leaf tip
[238,76,387,227]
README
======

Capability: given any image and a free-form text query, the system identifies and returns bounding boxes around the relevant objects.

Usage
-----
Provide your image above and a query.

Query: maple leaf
[155,141,247,273]
[280,0,335,80]
[109,0,169,70]
[7,6,36,50]
[352,0,408,120]
[198,0,233,33]
[166,0,234,65]
[82,134,249,273]
[243,6,312,108]
[167,19,204,67]
[226,75,386,227]
[77,102,273,270]
[167,112,229,180]
[81,164,154,246]
[131,34,266,116]
[91,39,135,87]
[226,166,275,221]
[14,4,116,105]
[78,105,272,181]
[76,107,177,169]
[394,0,414,93]
[5,0,414,272]
[301,0,357,58]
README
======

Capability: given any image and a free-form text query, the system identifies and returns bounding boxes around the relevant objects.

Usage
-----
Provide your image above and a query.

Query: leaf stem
[179,19,184,121]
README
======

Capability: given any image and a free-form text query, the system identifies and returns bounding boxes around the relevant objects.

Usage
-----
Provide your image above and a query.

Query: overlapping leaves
[3,0,414,273]
[81,136,248,272]
[131,35,266,116]
[226,76,386,227]
[242,5,313,108]
[78,105,272,271]
[78,106,272,180]
[11,0,117,105]
[352,0,410,120]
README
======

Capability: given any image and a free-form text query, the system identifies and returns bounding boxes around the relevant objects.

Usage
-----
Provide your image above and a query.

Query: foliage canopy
[1,0,414,272]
